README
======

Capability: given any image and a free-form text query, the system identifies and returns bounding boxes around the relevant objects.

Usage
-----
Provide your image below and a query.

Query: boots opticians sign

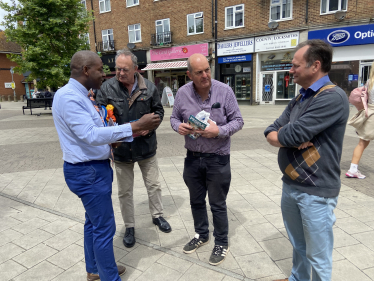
[308,24,374,47]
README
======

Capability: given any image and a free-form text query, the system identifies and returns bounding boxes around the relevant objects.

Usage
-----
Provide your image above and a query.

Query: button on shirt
[53,78,133,164]
[170,79,244,155]
[299,75,331,102]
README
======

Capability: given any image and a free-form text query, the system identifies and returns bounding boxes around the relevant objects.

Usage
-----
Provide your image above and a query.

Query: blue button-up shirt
[53,78,133,164]
[299,75,331,102]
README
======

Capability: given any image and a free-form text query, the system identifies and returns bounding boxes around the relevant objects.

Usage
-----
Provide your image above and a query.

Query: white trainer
[346,170,366,179]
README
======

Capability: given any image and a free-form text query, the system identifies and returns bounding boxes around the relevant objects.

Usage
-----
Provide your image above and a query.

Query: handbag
[349,86,368,116]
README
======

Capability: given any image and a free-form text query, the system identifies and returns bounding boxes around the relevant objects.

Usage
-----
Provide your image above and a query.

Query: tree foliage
[0,0,92,89]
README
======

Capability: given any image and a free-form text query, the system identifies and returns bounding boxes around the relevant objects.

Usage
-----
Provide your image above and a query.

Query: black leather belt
[187,150,217,158]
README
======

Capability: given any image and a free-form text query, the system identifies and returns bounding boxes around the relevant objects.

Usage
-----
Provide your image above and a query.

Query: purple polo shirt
[170,79,244,155]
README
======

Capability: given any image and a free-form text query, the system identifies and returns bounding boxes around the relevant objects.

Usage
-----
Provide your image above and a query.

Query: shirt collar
[299,75,330,97]
[69,78,90,97]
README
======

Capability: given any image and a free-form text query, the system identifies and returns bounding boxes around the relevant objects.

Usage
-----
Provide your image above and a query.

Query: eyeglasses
[194,68,211,77]
[115,67,131,73]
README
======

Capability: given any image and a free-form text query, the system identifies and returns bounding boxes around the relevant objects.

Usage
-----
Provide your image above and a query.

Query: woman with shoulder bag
[346,62,374,179]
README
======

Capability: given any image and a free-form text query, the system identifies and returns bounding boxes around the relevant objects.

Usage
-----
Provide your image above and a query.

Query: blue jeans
[183,152,231,246]
[64,160,120,281]
[281,182,338,281]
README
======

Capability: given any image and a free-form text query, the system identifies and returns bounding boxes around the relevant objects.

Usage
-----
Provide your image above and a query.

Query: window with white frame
[99,0,111,13]
[270,0,292,21]
[126,0,139,7]
[321,0,347,14]
[128,24,141,43]
[102,29,114,51]
[225,4,244,29]
[81,0,86,8]
[187,12,204,35]
[155,19,170,44]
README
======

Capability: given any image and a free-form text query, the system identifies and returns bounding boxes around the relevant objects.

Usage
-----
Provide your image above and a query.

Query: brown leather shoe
[87,265,126,281]
[273,278,288,281]
[87,272,100,281]
[118,265,126,276]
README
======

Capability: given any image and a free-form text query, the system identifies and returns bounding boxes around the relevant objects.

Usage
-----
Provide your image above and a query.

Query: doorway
[360,61,373,87]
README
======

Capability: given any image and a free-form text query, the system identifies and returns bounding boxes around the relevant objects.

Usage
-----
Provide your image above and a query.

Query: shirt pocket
[107,97,125,116]
[210,108,227,126]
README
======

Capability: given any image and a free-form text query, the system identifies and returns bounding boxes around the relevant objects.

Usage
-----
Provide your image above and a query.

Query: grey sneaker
[209,245,229,266]
[183,233,209,253]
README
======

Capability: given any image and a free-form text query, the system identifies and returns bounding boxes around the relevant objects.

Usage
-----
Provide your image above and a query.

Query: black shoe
[123,227,136,248]
[152,217,172,233]
[183,234,209,254]
[209,245,229,266]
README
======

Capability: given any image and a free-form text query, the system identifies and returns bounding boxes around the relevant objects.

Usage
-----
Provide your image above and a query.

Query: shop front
[101,50,148,79]
[308,24,374,95]
[217,38,254,103]
[142,43,209,96]
[255,32,299,105]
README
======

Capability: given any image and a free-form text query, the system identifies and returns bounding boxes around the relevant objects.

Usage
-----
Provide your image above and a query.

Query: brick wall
[87,0,373,53]
[0,54,25,99]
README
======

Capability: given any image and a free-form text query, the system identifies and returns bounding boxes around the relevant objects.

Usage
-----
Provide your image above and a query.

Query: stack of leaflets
[188,115,207,140]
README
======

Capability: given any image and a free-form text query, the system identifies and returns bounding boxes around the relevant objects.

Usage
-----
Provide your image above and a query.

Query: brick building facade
[0,31,29,100]
[85,0,374,105]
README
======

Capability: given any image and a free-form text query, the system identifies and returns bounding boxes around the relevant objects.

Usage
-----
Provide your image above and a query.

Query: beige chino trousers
[115,155,163,228]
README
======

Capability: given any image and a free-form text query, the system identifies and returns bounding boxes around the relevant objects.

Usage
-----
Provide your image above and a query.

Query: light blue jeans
[281,182,338,281]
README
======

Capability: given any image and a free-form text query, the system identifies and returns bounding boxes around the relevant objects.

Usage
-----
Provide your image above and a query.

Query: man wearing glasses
[170,53,244,265]
[96,49,171,249]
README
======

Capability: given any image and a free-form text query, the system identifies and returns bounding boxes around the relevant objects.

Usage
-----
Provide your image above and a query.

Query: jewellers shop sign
[308,24,374,47]
[217,38,254,56]
[255,32,299,52]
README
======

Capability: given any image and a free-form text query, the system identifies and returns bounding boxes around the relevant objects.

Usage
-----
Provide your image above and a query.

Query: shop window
[321,0,347,14]
[187,12,204,35]
[276,72,295,99]
[102,29,114,51]
[270,0,292,21]
[225,4,244,29]
[99,0,111,13]
[127,0,139,7]
[128,24,141,43]
[155,18,171,44]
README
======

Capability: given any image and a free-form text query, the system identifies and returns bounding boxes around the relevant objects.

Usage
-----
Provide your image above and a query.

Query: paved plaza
[1,101,374,281]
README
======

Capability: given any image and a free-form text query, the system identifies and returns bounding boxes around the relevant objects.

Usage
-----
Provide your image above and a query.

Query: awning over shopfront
[142,61,187,71]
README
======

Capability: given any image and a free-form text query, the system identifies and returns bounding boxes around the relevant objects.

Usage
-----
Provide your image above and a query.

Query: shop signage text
[217,38,254,56]
[218,54,252,64]
[255,32,299,52]
[151,43,208,61]
[308,24,374,47]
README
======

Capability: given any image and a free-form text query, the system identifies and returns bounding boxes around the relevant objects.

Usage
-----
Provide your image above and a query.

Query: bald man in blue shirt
[53,50,160,281]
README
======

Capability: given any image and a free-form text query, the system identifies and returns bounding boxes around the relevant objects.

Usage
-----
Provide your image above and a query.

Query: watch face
[235,65,242,72]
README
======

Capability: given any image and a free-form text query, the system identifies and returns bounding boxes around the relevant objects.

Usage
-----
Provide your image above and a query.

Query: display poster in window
[243,67,251,73]
[217,38,254,56]
[255,32,299,52]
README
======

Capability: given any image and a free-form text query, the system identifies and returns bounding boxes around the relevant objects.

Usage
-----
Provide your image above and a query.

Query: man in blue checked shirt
[52,50,160,281]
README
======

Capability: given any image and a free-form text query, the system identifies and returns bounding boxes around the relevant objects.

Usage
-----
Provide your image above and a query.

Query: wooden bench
[22,97,53,115]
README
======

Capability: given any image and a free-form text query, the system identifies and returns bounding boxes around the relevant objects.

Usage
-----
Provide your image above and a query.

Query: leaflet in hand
[108,118,140,141]
[188,115,207,140]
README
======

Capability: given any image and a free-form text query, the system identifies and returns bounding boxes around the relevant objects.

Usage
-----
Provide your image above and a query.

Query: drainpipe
[214,0,218,80]
[90,0,98,52]
[305,0,309,24]
[211,0,214,38]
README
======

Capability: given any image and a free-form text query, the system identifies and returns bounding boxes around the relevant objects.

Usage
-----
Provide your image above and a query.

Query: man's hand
[297,142,313,150]
[131,113,160,133]
[196,120,219,139]
[266,131,284,147]
[178,123,194,136]
[139,130,149,136]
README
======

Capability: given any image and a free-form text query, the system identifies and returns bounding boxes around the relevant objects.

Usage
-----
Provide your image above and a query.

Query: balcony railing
[97,40,116,52]
[151,32,172,46]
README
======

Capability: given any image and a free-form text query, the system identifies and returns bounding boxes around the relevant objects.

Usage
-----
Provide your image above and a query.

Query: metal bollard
[8,95,11,101]
[14,95,17,102]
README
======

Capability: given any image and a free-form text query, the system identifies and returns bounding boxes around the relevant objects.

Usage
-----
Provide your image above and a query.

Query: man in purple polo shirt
[170,53,244,265]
